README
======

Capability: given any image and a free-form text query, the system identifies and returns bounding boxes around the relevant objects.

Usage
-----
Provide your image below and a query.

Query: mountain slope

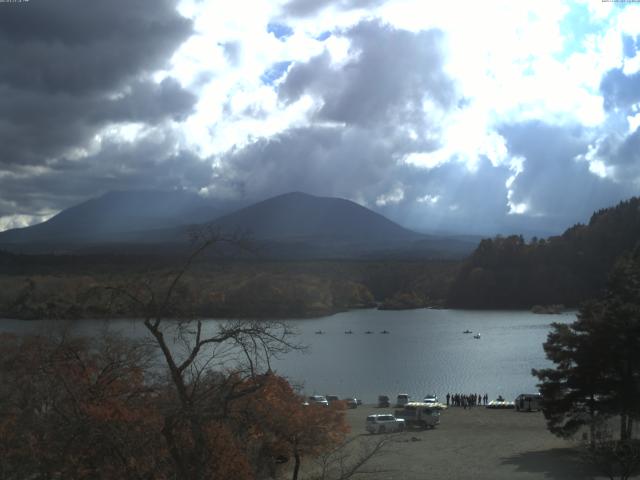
[0,190,233,246]
[0,190,477,259]
[211,192,422,244]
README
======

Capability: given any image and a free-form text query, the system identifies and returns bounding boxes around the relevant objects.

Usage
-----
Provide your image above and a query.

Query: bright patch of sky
[260,61,292,85]
[267,22,294,39]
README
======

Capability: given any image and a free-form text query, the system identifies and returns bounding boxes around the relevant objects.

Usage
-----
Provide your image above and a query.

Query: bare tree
[309,435,396,480]
[582,422,640,480]
[106,227,302,479]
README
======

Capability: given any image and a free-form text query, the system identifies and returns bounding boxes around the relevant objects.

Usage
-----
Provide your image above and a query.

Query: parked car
[308,395,329,406]
[366,414,405,434]
[515,393,542,412]
[395,402,440,429]
[344,397,359,409]
[486,395,515,409]
[378,395,390,408]
[423,394,438,404]
[396,393,410,408]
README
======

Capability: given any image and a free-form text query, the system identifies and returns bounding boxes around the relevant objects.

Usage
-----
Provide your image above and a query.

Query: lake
[0,308,575,403]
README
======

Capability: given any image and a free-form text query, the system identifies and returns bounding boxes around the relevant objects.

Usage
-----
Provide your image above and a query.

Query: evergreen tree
[533,247,640,443]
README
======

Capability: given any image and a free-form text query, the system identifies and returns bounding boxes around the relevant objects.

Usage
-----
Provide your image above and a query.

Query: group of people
[445,392,489,408]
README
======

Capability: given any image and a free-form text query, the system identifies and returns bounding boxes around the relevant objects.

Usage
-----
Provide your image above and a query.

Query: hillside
[447,197,640,308]
[212,192,421,243]
[0,190,235,249]
[0,191,477,259]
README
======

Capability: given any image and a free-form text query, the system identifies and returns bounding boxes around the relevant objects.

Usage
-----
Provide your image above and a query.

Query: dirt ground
[314,405,615,480]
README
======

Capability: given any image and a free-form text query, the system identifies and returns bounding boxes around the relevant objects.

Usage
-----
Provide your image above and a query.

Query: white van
[395,402,440,429]
[515,393,542,412]
[396,393,410,407]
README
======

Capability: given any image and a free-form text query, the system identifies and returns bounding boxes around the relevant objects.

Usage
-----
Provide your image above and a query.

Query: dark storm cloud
[0,132,212,218]
[280,20,454,136]
[0,0,191,94]
[499,121,636,229]
[0,0,199,218]
[600,67,640,110]
[213,126,397,201]
[0,0,202,221]
[282,0,387,17]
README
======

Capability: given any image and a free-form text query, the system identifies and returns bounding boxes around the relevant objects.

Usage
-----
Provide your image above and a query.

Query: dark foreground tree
[534,248,640,442]
[534,247,640,477]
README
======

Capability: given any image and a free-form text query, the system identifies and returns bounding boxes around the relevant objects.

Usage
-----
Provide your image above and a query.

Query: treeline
[448,197,640,308]
[0,259,458,320]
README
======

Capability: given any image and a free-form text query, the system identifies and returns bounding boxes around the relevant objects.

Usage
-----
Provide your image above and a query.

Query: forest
[448,197,640,309]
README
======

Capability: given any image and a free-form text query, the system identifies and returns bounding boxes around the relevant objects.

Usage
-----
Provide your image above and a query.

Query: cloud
[282,0,388,18]
[0,128,212,219]
[600,67,640,111]
[279,20,455,137]
[207,20,458,206]
[499,120,635,230]
[0,0,191,95]
[0,1,195,166]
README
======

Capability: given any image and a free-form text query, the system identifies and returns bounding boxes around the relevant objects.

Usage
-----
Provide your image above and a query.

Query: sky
[1,0,640,236]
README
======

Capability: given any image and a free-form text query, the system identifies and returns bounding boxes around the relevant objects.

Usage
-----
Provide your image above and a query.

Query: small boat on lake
[365,330,373,334]
[344,330,353,334]
[315,330,324,335]
[463,330,472,334]
[380,330,390,334]
[473,333,481,339]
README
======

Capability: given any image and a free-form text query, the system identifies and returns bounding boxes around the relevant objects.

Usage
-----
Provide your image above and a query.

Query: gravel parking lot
[331,405,598,480]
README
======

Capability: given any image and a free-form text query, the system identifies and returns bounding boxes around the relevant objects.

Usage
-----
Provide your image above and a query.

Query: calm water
[0,309,574,403]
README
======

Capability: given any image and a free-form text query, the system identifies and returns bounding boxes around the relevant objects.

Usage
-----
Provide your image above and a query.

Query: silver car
[366,414,405,434]
[308,395,329,406]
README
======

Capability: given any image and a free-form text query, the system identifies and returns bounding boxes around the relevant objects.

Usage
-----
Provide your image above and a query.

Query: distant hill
[0,191,478,259]
[447,197,640,308]
[208,192,481,258]
[212,192,420,242]
[0,190,237,250]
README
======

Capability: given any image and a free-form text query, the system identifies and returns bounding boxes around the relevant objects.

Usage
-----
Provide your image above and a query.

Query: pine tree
[533,247,640,443]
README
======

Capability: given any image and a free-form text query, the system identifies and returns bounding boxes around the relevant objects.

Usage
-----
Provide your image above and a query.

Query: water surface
[1,308,574,403]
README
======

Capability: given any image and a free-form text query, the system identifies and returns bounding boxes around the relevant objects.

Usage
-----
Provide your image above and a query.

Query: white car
[308,395,329,406]
[423,394,438,404]
[366,414,406,434]
[396,393,410,407]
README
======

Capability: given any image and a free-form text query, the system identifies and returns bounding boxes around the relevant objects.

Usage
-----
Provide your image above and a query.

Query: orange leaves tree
[0,332,166,480]
[231,374,350,479]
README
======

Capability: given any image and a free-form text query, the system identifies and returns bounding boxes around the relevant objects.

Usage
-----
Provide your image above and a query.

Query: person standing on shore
[446,393,450,406]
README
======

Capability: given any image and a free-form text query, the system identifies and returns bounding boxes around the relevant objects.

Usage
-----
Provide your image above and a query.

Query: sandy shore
[325,405,603,480]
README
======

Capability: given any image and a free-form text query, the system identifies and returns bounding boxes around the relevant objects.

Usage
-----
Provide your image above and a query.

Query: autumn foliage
[0,333,350,480]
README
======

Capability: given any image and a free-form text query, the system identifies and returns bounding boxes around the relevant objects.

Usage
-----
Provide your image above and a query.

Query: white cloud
[0,213,54,231]
[416,194,440,204]
[376,186,405,206]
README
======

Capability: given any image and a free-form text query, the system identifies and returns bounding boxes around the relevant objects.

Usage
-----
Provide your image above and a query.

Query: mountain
[0,190,237,249]
[0,191,478,259]
[448,197,640,308]
[212,192,420,243]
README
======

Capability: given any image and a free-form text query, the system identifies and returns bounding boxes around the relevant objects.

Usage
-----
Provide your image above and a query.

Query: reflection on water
[1,309,574,403]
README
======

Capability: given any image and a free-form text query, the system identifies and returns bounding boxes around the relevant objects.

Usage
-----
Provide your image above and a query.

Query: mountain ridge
[0,190,478,259]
